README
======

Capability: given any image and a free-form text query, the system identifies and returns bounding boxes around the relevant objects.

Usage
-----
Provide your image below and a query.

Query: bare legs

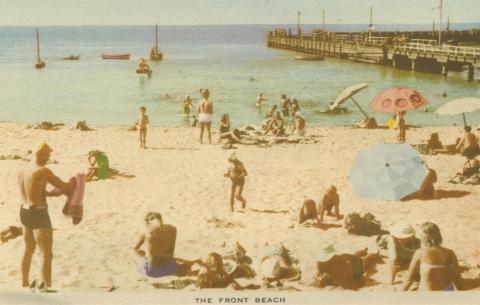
[21,227,53,288]
[200,122,212,144]
[21,227,35,287]
[139,128,147,148]
[230,182,246,212]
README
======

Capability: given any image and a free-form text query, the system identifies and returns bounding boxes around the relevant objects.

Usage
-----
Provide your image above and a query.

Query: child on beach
[319,186,340,221]
[138,106,149,149]
[224,152,247,212]
[190,115,199,128]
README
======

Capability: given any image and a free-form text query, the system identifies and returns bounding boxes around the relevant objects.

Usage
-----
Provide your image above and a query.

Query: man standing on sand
[138,106,149,149]
[18,143,73,291]
[198,89,213,144]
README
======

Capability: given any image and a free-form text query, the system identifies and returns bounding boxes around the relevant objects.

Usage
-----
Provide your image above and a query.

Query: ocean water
[0,24,479,128]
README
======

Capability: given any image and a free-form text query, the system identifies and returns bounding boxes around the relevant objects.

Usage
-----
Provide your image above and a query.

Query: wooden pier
[267,29,480,81]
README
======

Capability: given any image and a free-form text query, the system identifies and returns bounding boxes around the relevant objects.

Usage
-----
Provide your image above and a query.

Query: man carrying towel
[18,143,73,291]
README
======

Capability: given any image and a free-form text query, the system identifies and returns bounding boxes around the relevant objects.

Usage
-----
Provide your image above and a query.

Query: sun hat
[260,256,282,279]
[390,221,415,239]
[317,244,340,262]
[228,151,237,161]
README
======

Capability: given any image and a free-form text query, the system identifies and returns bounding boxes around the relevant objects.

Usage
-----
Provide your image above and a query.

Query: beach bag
[344,212,381,236]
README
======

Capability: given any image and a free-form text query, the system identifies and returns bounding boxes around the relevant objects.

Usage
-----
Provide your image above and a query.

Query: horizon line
[0,22,479,27]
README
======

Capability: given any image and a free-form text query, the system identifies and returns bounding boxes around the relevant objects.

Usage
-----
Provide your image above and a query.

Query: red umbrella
[371,87,428,113]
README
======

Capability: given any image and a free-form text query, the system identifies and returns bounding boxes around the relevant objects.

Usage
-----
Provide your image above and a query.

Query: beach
[1,122,479,292]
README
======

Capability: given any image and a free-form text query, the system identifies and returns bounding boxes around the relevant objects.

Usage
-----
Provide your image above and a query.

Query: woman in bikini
[198,89,213,144]
[224,153,247,212]
[402,222,462,291]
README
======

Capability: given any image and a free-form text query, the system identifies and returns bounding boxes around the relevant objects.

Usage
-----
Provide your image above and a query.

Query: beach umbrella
[435,97,480,127]
[350,143,427,201]
[371,87,428,113]
[330,83,370,118]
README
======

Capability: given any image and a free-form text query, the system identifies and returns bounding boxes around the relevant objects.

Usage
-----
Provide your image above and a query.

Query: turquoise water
[0,25,479,127]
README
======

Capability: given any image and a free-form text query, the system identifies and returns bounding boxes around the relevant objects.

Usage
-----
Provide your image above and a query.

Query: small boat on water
[294,54,325,61]
[35,29,45,69]
[101,54,130,60]
[150,24,163,61]
[62,55,80,60]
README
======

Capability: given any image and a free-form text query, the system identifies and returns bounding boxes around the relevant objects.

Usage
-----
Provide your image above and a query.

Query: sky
[0,0,478,26]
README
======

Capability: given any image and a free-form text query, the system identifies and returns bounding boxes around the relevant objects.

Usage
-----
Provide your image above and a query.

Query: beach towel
[52,173,85,225]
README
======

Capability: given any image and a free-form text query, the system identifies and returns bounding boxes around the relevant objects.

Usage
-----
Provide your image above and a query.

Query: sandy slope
[0,122,479,291]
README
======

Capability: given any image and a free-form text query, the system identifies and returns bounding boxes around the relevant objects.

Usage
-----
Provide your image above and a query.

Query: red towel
[50,173,86,225]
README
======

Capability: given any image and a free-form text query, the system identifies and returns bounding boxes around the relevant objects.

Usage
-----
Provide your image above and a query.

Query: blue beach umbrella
[350,143,427,201]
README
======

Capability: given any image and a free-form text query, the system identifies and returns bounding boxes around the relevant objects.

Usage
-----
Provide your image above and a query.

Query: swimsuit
[20,204,52,230]
[199,113,212,123]
[139,258,177,278]
[95,154,110,179]
[420,250,455,291]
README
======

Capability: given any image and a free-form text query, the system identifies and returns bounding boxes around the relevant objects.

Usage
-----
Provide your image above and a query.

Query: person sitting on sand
[190,115,199,128]
[198,89,213,144]
[313,245,381,290]
[265,105,277,119]
[183,95,194,118]
[18,143,74,290]
[263,111,285,136]
[426,133,444,153]
[318,186,340,222]
[297,199,319,225]
[401,164,437,201]
[134,212,184,278]
[256,93,267,108]
[402,222,462,291]
[387,222,421,285]
[456,126,480,158]
[219,114,241,144]
[86,150,110,181]
[224,152,247,212]
[449,155,480,184]
[138,106,149,149]
[292,111,306,136]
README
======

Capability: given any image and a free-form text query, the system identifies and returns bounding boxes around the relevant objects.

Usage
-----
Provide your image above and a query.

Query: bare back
[465,132,478,148]
[199,99,213,114]
[417,247,460,291]
[145,224,177,260]
[18,166,52,206]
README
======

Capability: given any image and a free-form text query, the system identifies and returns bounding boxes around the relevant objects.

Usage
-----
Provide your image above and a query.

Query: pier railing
[396,43,480,58]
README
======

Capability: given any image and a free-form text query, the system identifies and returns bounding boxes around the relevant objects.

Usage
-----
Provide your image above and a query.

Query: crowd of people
[4,88,479,293]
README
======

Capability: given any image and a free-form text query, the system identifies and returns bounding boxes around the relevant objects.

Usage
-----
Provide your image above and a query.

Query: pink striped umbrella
[371,87,428,113]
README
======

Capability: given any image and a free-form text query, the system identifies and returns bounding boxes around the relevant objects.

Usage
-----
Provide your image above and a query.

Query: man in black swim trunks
[18,143,73,290]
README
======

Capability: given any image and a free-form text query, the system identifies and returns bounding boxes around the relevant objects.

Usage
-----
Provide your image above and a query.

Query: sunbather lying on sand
[319,186,340,221]
[256,244,300,285]
[134,212,196,278]
[313,245,382,290]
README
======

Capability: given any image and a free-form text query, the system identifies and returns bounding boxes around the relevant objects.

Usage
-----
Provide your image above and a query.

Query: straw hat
[260,257,282,279]
[390,221,415,239]
[317,244,340,262]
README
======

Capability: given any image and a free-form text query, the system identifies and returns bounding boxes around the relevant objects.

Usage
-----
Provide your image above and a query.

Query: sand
[0,122,479,292]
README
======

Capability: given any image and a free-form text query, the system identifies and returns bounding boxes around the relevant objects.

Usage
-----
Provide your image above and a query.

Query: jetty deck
[267,29,480,81]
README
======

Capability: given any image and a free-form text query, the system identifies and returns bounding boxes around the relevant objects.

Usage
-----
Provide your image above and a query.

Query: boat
[149,24,163,61]
[62,55,80,60]
[294,54,325,61]
[101,54,130,60]
[35,29,45,69]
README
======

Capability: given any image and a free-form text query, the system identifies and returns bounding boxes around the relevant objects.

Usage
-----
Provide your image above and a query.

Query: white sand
[0,122,479,291]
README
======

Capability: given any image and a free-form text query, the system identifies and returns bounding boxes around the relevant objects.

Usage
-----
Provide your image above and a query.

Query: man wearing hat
[18,143,73,290]
[388,221,420,284]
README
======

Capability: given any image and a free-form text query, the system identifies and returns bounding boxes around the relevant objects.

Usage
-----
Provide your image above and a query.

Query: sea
[0,23,479,127]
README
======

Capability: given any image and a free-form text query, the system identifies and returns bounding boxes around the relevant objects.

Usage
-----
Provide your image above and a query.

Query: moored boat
[149,24,163,61]
[294,54,325,61]
[101,54,130,60]
[35,29,45,69]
